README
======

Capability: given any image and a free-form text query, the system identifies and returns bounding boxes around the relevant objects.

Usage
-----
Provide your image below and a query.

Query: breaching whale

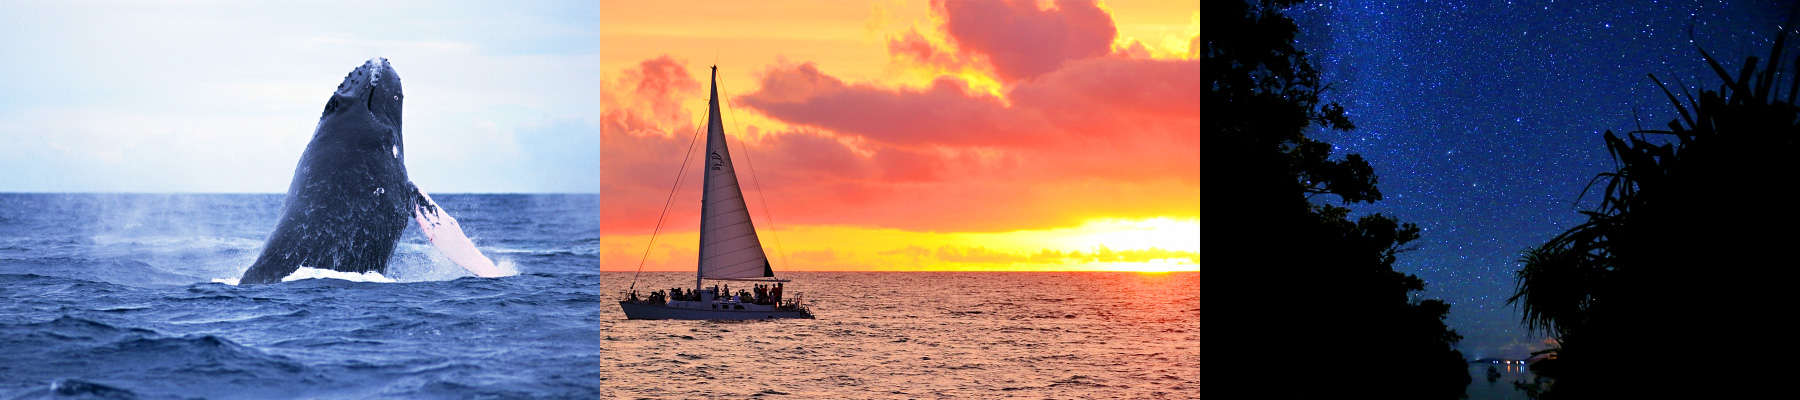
[238,58,505,284]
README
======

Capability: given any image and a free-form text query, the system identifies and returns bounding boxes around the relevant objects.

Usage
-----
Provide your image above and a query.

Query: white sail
[697,67,773,280]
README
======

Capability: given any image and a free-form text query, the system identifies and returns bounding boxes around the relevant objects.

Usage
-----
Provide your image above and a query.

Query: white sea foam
[493,259,520,277]
[210,267,395,285]
[281,267,396,283]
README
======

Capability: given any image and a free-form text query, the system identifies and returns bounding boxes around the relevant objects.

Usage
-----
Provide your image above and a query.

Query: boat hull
[618,301,814,320]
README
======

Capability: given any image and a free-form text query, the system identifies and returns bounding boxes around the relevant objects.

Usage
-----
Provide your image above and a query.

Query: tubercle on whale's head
[320,58,405,158]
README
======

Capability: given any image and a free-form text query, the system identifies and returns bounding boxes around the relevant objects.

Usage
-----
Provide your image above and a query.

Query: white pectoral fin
[413,189,508,278]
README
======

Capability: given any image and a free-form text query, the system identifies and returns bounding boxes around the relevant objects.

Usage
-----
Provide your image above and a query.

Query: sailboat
[618,66,814,320]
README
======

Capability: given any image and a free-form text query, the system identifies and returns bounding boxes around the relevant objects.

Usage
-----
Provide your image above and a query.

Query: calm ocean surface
[1467,362,1538,400]
[0,193,599,399]
[600,271,1201,399]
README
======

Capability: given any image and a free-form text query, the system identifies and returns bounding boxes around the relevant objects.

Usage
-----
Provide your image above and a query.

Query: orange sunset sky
[600,0,1198,272]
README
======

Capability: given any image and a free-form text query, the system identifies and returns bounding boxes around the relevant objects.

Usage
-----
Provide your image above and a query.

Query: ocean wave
[601,271,1198,399]
[2,194,599,398]
[0,316,322,398]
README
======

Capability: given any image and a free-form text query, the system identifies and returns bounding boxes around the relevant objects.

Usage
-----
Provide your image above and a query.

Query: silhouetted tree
[1510,23,1800,399]
[1204,0,1470,398]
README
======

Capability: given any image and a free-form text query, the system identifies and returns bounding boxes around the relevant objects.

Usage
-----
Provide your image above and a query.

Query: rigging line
[629,110,709,295]
[716,74,792,275]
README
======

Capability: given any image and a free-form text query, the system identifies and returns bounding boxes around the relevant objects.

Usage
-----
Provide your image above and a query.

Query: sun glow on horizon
[1053,217,1199,254]
[601,217,1199,272]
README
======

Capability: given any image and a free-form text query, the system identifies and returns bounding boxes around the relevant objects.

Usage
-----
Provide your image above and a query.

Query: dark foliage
[1203,0,1470,398]
[1509,22,1800,399]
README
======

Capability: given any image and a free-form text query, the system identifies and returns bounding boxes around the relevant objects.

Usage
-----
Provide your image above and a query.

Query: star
[1286,0,1793,360]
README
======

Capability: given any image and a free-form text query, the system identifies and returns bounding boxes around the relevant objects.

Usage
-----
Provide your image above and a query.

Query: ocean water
[1466,362,1538,400]
[600,271,1201,399]
[0,193,599,399]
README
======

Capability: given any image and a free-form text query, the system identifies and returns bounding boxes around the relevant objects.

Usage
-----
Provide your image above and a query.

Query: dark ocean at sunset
[601,271,1200,399]
[0,193,599,399]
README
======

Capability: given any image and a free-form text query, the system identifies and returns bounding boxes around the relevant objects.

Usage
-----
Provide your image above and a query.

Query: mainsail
[697,66,773,281]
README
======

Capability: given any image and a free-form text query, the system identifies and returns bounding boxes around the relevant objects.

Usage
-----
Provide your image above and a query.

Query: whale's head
[318,58,404,161]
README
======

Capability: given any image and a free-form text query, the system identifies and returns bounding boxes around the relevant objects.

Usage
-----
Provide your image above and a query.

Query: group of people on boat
[622,282,788,308]
[744,283,783,305]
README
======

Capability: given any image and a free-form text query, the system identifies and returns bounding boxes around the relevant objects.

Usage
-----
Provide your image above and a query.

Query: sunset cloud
[738,56,1198,183]
[620,55,701,126]
[886,28,986,76]
[738,64,1042,148]
[935,0,1116,83]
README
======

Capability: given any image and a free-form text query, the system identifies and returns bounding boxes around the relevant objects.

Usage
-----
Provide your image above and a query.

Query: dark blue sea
[0,193,598,399]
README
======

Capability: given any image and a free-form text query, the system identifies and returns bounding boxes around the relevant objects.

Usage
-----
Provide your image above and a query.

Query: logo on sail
[710,151,724,171]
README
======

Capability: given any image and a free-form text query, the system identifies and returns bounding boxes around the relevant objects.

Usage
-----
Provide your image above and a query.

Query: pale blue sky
[0,1,598,193]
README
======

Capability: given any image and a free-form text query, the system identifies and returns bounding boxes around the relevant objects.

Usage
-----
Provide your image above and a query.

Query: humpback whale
[239,58,503,285]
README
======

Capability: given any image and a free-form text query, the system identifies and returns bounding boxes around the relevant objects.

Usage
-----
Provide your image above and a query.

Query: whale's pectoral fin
[412,188,508,278]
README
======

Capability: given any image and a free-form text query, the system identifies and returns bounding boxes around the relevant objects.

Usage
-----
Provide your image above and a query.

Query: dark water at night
[1466,362,1538,400]
[601,271,1200,399]
[0,193,598,399]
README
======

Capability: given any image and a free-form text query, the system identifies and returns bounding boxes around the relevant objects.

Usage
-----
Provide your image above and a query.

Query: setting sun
[1053,217,1200,254]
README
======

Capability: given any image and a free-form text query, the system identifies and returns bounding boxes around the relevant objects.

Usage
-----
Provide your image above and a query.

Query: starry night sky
[1282,0,1796,359]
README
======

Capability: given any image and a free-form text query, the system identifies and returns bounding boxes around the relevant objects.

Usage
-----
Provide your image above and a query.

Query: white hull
[618,301,813,320]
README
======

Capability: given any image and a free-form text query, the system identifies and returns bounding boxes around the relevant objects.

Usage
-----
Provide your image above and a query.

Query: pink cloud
[600,107,695,234]
[737,56,1198,185]
[737,62,1045,149]
[750,129,875,183]
[886,28,984,73]
[935,0,1116,82]
[873,147,943,182]
[601,56,705,234]
[610,55,700,126]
